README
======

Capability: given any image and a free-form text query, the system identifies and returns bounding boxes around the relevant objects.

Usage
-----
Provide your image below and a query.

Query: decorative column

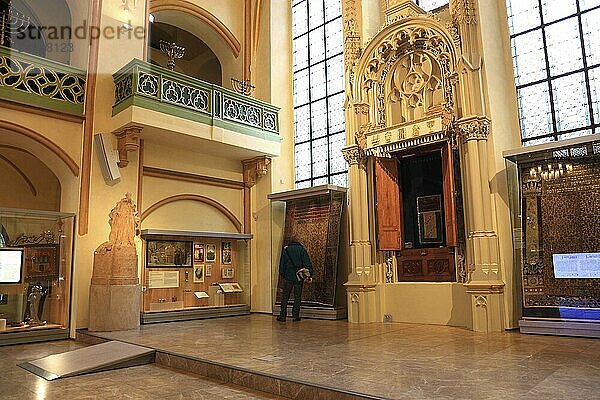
[242,156,271,234]
[452,0,505,332]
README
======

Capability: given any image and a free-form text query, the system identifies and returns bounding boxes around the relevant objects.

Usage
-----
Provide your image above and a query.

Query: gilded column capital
[113,125,142,168]
[342,144,365,168]
[242,156,271,188]
[456,115,490,143]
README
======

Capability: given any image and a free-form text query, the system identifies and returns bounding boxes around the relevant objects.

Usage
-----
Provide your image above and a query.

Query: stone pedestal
[89,284,140,331]
[88,194,141,332]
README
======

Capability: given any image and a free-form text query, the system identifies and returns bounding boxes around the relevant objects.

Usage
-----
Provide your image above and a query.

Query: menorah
[159,40,185,71]
[231,78,256,96]
[0,2,30,47]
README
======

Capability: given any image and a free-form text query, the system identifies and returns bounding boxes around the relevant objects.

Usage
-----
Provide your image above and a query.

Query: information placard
[148,270,180,288]
[553,253,600,279]
[0,249,23,284]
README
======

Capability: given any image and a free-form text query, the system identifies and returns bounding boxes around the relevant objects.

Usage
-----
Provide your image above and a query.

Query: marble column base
[88,284,140,332]
[346,284,378,323]
[470,292,504,332]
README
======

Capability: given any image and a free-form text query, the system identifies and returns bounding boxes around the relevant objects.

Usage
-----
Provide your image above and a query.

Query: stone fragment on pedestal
[89,194,140,331]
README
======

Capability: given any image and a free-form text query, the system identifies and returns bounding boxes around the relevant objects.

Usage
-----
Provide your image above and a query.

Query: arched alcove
[1,0,73,64]
[148,20,222,85]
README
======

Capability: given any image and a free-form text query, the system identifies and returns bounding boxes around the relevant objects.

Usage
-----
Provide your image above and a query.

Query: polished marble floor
[85,314,600,400]
[0,340,283,400]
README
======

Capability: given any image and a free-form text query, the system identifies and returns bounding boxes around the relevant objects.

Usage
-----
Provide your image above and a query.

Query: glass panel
[507,0,540,35]
[311,99,328,139]
[295,180,311,189]
[329,132,347,174]
[308,0,324,30]
[293,68,310,106]
[327,92,345,133]
[313,177,328,186]
[523,137,556,146]
[293,34,308,72]
[309,62,327,100]
[545,17,583,76]
[325,19,343,59]
[512,29,547,85]
[541,0,577,23]
[580,0,600,10]
[416,0,448,12]
[517,83,553,139]
[312,137,329,177]
[326,55,344,95]
[292,2,308,38]
[330,173,348,187]
[309,26,325,65]
[294,105,311,143]
[589,66,600,123]
[295,142,312,181]
[582,8,600,66]
[292,0,305,7]
[557,129,593,141]
[324,0,342,21]
[552,72,590,131]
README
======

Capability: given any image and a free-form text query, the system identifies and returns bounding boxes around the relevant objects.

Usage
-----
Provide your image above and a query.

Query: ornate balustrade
[112,60,280,138]
[0,46,86,116]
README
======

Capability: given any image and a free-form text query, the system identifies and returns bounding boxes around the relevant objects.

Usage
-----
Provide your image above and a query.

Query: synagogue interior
[0,0,598,399]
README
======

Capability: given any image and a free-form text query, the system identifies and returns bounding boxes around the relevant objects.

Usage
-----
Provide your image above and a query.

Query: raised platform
[519,318,600,338]
[76,314,600,400]
[272,304,347,320]
[141,304,250,324]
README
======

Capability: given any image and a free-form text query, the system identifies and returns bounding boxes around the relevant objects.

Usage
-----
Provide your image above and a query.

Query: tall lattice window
[414,0,448,11]
[508,0,600,145]
[292,0,347,188]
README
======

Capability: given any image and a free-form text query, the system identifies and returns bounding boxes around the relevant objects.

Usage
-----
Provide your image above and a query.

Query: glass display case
[269,185,348,320]
[504,135,600,335]
[0,208,75,345]
[140,229,251,323]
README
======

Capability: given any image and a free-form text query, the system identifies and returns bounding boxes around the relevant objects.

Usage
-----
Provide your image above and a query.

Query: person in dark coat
[277,239,313,322]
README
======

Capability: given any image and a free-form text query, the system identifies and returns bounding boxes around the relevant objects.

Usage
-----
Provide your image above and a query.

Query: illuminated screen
[553,253,600,279]
[0,249,24,284]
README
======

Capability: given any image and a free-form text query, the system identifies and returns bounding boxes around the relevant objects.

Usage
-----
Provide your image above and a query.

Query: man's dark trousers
[280,279,303,319]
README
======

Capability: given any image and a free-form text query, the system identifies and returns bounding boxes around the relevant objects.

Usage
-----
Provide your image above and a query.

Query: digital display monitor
[0,248,24,284]
[553,253,600,279]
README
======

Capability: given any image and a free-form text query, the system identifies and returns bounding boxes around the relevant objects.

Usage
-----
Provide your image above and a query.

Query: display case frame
[140,229,252,324]
[0,207,75,346]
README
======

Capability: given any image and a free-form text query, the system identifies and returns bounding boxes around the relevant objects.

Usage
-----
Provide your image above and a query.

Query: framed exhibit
[416,195,443,245]
[205,264,212,277]
[221,242,232,264]
[193,244,204,263]
[146,240,192,268]
[221,267,234,279]
[0,248,24,284]
[24,245,59,280]
[206,244,216,263]
[193,265,205,283]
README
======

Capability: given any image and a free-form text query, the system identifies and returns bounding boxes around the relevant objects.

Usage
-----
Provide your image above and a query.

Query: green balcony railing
[112,59,280,140]
[0,46,86,116]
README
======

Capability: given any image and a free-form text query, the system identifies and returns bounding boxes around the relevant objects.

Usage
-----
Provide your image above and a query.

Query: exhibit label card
[0,249,22,283]
[553,253,600,278]
[148,271,180,288]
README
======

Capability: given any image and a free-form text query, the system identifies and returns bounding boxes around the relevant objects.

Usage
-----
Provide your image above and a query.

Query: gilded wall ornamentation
[342,145,365,167]
[456,116,490,142]
[450,0,477,25]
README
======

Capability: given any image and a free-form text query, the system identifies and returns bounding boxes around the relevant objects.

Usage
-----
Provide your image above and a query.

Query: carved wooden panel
[397,247,455,282]
[375,157,402,250]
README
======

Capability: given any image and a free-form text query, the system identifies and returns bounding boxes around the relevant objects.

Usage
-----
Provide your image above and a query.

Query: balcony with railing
[0,45,86,116]
[111,60,281,155]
